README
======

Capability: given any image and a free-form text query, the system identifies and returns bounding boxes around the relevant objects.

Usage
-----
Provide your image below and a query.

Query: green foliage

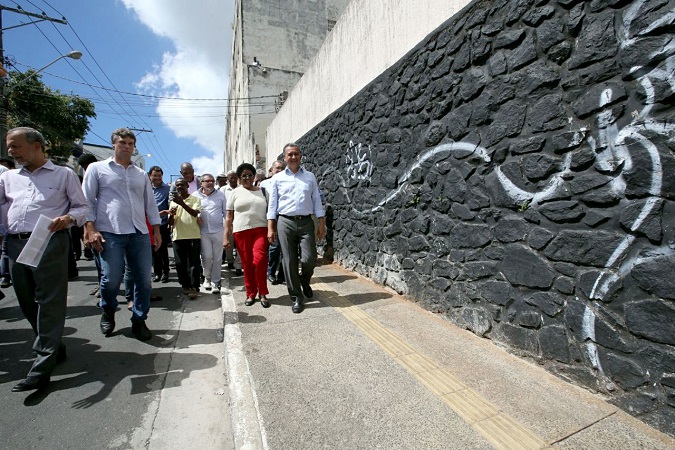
[6,70,96,160]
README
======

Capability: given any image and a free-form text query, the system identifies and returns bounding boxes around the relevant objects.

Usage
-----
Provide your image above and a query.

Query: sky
[2,0,234,181]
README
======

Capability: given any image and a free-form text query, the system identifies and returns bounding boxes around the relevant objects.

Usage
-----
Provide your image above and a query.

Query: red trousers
[233,227,269,298]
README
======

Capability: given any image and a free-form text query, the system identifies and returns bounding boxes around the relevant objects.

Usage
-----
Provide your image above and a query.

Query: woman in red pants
[224,163,270,307]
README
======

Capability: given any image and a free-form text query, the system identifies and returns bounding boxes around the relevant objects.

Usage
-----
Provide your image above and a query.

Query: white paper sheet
[16,214,54,268]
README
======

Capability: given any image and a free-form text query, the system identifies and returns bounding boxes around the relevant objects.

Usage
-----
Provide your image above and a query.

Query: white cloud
[121,0,234,176]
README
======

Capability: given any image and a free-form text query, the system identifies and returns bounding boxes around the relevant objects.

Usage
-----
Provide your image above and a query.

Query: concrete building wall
[290,0,675,437]
[265,0,473,163]
[225,0,350,171]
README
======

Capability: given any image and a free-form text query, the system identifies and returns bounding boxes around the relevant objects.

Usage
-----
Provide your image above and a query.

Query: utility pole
[0,5,68,158]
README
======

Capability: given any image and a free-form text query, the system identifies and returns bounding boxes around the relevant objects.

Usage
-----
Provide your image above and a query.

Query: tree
[5,70,96,160]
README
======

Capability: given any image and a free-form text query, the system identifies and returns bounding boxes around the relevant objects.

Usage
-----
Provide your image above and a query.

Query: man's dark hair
[148,165,163,176]
[283,143,301,155]
[78,153,98,169]
[111,127,136,145]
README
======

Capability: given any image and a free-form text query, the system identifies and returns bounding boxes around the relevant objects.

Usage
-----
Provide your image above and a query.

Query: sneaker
[188,288,198,299]
[212,282,220,294]
[203,279,212,292]
[131,320,152,341]
[0,277,11,288]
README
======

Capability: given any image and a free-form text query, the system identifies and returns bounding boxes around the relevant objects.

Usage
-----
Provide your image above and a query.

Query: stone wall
[295,0,675,435]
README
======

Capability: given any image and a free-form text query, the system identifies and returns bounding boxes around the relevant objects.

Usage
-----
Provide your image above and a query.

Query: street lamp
[0,50,83,157]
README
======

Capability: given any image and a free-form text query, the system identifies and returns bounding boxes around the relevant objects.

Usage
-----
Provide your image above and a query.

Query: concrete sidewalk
[220,260,675,450]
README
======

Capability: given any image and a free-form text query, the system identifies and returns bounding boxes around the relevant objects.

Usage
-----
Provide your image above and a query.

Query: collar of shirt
[19,159,57,175]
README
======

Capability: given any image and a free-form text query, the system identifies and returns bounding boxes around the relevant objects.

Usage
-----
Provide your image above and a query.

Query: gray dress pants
[277,215,316,299]
[8,230,68,379]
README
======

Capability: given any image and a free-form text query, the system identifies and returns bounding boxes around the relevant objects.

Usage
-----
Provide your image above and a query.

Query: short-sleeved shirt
[170,195,201,240]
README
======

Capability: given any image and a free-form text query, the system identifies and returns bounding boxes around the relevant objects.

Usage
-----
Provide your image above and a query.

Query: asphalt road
[0,256,229,449]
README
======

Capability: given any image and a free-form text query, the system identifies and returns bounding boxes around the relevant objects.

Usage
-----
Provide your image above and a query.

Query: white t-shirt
[227,187,268,233]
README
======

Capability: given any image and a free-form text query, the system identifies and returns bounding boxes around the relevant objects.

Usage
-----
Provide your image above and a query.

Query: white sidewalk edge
[221,287,269,450]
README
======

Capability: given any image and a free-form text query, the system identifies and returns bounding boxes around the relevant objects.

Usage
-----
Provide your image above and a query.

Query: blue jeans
[99,230,152,321]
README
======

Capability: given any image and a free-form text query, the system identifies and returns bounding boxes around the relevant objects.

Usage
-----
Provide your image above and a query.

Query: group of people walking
[0,125,325,393]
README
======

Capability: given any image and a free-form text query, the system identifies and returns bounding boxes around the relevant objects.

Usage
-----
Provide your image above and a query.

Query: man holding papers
[0,127,89,392]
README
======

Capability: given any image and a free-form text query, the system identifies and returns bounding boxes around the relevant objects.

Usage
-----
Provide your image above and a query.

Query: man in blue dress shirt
[267,143,325,313]
[83,128,161,341]
[149,165,171,283]
[0,127,89,392]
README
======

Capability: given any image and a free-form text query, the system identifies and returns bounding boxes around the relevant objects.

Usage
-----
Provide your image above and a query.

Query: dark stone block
[486,76,517,105]
[521,61,560,95]
[480,280,513,306]
[494,217,529,243]
[546,40,573,64]
[522,5,555,26]
[538,200,585,223]
[471,33,492,65]
[401,258,415,270]
[508,33,538,71]
[594,319,633,353]
[545,230,625,266]
[568,11,618,70]
[570,147,596,170]
[446,104,472,140]
[577,269,622,301]
[526,291,565,317]
[488,51,508,76]
[506,0,537,25]
[443,169,467,203]
[625,299,675,345]
[582,210,611,228]
[456,307,492,336]
[528,93,567,132]
[571,82,627,118]
[386,128,402,144]
[619,199,663,243]
[554,262,578,278]
[528,227,554,250]
[433,259,456,279]
[500,244,556,288]
[483,101,527,147]
[523,154,562,182]
[624,147,664,199]
[536,16,566,52]
[580,188,621,207]
[510,136,546,155]
[459,68,488,102]
[430,277,452,292]
[493,322,540,355]
[453,44,472,72]
[409,235,430,253]
[431,214,455,236]
[549,129,589,154]
[518,311,542,329]
[451,203,475,220]
[450,222,492,249]
[431,56,454,80]
[443,284,470,308]
[463,261,498,280]
[604,352,648,389]
[494,29,526,49]
[540,325,571,362]
[554,276,575,295]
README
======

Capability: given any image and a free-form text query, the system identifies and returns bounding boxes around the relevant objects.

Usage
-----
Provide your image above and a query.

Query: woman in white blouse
[224,163,270,307]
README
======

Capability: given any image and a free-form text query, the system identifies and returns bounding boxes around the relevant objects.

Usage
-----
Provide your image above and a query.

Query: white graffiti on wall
[330,0,675,380]
[345,140,374,181]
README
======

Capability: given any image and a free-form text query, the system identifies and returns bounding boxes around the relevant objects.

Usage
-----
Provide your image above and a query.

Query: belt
[8,232,32,240]
[279,214,311,220]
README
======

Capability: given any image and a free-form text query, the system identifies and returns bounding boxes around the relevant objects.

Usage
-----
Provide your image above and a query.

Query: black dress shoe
[100,310,116,336]
[292,297,304,314]
[152,275,161,282]
[132,321,152,341]
[161,273,169,283]
[302,284,313,298]
[12,376,50,392]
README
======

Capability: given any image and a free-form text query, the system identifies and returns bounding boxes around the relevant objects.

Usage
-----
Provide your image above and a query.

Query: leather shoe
[161,274,169,283]
[302,284,313,298]
[292,297,304,314]
[152,275,161,282]
[260,296,270,308]
[132,321,152,341]
[100,310,116,336]
[244,296,256,306]
[12,376,50,392]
